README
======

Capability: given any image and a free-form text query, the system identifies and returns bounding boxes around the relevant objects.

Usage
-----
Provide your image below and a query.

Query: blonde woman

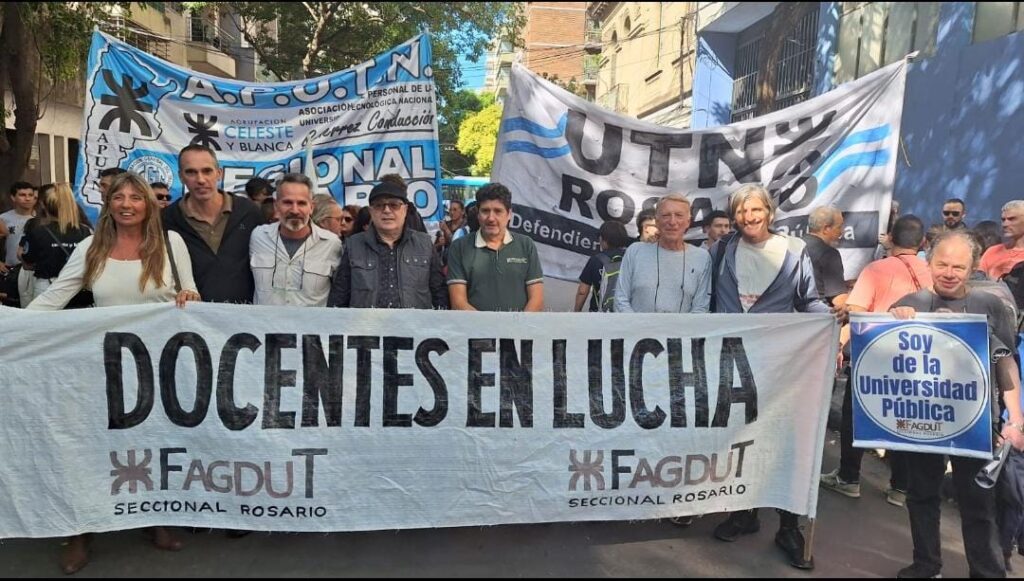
[19,183,93,306]
[28,172,199,574]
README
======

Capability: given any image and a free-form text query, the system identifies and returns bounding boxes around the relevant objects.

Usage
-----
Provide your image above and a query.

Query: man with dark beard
[249,173,341,306]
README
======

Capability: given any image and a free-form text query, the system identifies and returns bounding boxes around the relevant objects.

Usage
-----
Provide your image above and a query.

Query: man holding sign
[890,231,1024,578]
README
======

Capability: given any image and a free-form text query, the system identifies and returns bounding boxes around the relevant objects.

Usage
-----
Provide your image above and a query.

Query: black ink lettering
[159,332,212,428]
[105,332,154,430]
[217,333,261,431]
[263,334,297,429]
[301,335,344,428]
[414,339,449,427]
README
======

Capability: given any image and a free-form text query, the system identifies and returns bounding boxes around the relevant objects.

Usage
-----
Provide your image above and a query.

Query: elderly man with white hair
[803,205,848,308]
[979,200,1024,280]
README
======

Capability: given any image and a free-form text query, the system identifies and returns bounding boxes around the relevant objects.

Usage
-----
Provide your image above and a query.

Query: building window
[730,5,819,122]
[974,2,1024,43]
[835,2,940,84]
[731,38,762,122]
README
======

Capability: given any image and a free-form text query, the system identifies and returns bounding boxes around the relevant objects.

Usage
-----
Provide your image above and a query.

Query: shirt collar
[183,191,233,219]
[474,229,514,248]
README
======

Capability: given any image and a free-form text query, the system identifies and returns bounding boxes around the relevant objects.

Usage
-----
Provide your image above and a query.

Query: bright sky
[457,52,487,90]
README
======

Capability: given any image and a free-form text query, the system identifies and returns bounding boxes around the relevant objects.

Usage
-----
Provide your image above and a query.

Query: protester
[435,199,467,252]
[244,177,274,205]
[701,209,732,250]
[261,197,278,224]
[1,181,37,270]
[635,208,658,243]
[820,215,931,508]
[447,183,543,312]
[340,204,360,240]
[18,183,93,307]
[96,167,125,196]
[162,144,264,304]
[353,206,372,234]
[979,200,1024,280]
[327,179,446,309]
[973,220,1002,252]
[941,198,967,231]
[803,206,848,307]
[250,174,341,307]
[889,230,1024,578]
[28,172,199,574]
[573,220,631,312]
[150,182,172,209]
[311,195,346,238]
[709,184,835,570]
[615,194,712,314]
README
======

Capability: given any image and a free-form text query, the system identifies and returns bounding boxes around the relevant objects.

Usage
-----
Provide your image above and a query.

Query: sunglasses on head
[943,210,961,217]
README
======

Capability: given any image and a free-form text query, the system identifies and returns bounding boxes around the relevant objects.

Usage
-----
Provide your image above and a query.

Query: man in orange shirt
[979,200,1024,280]
[821,215,932,508]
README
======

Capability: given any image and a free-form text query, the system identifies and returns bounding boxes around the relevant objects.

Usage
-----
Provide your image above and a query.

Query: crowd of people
[2,144,1024,578]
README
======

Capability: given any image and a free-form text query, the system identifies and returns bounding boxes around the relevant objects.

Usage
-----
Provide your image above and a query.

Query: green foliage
[456,101,502,177]
[439,88,490,176]
[224,2,522,127]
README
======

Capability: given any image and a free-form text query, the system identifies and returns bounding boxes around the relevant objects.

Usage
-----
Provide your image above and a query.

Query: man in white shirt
[249,173,341,307]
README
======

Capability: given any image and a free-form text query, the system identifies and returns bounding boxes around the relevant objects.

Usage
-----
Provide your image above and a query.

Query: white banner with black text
[493,60,907,281]
[0,304,837,537]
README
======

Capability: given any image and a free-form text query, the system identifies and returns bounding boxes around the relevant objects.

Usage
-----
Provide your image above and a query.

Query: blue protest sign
[74,31,443,223]
[851,313,992,459]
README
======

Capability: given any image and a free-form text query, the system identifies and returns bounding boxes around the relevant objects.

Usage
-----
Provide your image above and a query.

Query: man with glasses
[150,182,172,209]
[327,178,447,309]
[941,198,967,231]
[250,173,341,307]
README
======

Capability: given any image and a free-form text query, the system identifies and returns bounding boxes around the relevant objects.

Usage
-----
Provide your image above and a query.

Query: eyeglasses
[155,194,171,201]
[370,201,405,212]
[340,216,354,223]
[943,211,961,217]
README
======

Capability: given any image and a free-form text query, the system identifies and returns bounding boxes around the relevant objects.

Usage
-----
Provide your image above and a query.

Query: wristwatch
[1008,422,1024,434]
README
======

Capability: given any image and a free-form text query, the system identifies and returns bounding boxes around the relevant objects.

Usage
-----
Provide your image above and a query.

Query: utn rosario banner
[0,305,838,538]
[74,31,442,222]
[851,314,993,459]
[493,60,907,282]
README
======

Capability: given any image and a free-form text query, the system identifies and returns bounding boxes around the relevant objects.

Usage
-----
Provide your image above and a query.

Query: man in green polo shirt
[447,183,544,311]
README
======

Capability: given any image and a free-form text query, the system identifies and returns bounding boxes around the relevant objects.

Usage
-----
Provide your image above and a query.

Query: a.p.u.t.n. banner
[0,305,838,537]
[74,31,442,222]
[493,60,907,282]
[851,314,992,459]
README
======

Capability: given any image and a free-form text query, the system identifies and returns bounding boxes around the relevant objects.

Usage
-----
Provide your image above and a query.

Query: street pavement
[1,430,1020,578]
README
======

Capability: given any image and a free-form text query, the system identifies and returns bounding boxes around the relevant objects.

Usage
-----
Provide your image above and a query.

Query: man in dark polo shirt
[163,144,263,304]
[803,205,848,308]
[447,183,544,311]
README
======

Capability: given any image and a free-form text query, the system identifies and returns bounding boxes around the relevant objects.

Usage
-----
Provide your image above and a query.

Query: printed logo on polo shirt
[507,257,528,264]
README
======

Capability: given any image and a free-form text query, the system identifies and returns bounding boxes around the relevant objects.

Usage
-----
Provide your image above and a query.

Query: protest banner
[73,31,442,222]
[0,305,837,538]
[850,313,992,459]
[492,59,907,282]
